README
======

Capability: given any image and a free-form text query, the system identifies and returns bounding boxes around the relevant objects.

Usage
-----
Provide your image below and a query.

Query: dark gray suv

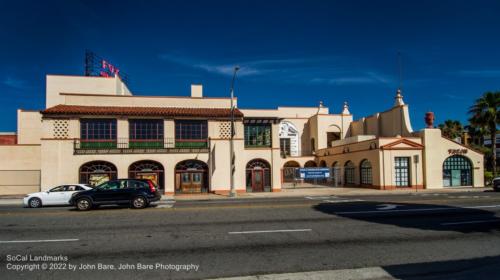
[69,179,161,211]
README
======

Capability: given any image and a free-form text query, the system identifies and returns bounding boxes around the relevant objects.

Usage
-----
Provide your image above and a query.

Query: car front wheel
[28,197,42,208]
[131,196,147,209]
[76,198,92,211]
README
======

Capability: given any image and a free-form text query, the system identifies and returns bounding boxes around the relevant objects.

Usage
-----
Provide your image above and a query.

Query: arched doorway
[79,161,117,186]
[304,160,317,167]
[360,159,372,185]
[319,160,327,167]
[129,160,164,191]
[443,155,473,187]
[175,160,208,193]
[283,161,300,183]
[246,159,271,192]
[344,161,355,185]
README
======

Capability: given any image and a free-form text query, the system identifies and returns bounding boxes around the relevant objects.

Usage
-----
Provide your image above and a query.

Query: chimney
[191,84,203,98]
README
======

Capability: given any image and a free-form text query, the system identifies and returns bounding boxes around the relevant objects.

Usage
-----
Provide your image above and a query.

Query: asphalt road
[1,191,500,279]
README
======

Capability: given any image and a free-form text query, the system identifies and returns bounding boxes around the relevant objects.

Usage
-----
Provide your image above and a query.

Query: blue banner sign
[299,168,330,179]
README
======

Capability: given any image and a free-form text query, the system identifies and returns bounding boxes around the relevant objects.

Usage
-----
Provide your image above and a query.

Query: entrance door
[252,170,264,192]
[451,170,462,186]
[180,173,204,193]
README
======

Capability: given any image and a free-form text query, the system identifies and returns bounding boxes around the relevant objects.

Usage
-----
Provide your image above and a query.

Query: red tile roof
[41,105,243,118]
[0,135,17,145]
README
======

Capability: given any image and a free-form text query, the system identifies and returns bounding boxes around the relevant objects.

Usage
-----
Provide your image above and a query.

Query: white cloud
[2,77,30,89]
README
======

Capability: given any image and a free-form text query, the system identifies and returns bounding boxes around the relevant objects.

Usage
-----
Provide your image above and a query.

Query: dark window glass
[129,119,164,140]
[360,160,372,185]
[80,119,117,140]
[395,157,410,187]
[280,138,291,156]
[344,161,355,184]
[443,155,473,186]
[175,120,208,140]
[244,124,272,147]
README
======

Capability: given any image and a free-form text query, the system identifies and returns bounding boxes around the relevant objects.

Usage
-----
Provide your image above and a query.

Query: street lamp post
[229,66,240,197]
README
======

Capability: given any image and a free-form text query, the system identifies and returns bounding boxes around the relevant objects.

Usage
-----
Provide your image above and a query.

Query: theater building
[0,74,484,195]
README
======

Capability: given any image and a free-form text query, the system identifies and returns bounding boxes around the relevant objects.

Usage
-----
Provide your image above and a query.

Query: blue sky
[1,0,499,131]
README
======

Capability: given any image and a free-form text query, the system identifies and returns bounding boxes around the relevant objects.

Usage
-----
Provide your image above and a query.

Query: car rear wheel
[76,198,92,211]
[28,197,42,208]
[131,196,147,209]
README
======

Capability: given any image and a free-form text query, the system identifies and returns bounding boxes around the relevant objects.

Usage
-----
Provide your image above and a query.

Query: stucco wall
[0,145,41,194]
[17,110,42,144]
[46,75,131,108]
[421,129,484,188]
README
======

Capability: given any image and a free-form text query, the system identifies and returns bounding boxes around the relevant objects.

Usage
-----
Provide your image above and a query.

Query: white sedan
[24,184,93,208]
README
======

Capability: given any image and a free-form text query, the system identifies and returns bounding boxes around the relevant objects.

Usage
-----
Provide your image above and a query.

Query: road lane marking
[305,196,337,200]
[441,219,500,226]
[228,229,312,235]
[335,204,500,215]
[324,199,363,203]
[376,204,399,210]
[0,239,79,244]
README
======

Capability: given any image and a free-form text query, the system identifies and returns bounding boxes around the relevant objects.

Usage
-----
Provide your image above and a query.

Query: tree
[468,91,500,176]
[465,124,486,146]
[438,120,464,141]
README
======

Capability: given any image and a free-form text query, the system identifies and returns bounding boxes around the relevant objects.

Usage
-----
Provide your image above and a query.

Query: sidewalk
[166,186,491,201]
[0,187,491,206]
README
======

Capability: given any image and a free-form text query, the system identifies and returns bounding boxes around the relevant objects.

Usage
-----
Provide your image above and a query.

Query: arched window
[283,161,300,168]
[175,160,208,193]
[360,160,372,185]
[129,160,165,190]
[246,159,271,192]
[304,160,317,167]
[79,161,117,186]
[443,155,473,186]
[319,160,327,167]
[344,161,355,185]
[282,161,299,183]
[311,138,316,153]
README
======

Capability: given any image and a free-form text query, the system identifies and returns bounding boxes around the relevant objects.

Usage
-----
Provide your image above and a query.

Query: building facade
[0,74,484,195]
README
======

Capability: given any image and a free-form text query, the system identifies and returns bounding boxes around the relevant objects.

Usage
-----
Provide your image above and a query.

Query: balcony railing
[74,138,209,154]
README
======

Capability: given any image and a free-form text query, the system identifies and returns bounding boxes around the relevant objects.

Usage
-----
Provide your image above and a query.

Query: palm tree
[469,91,500,175]
[465,124,486,146]
[438,120,464,141]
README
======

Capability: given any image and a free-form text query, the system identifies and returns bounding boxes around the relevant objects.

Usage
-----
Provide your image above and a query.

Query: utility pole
[229,66,240,197]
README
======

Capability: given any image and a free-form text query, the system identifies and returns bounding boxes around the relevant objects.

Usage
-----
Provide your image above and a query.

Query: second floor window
[245,124,271,147]
[129,119,164,140]
[175,120,208,140]
[80,119,116,140]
